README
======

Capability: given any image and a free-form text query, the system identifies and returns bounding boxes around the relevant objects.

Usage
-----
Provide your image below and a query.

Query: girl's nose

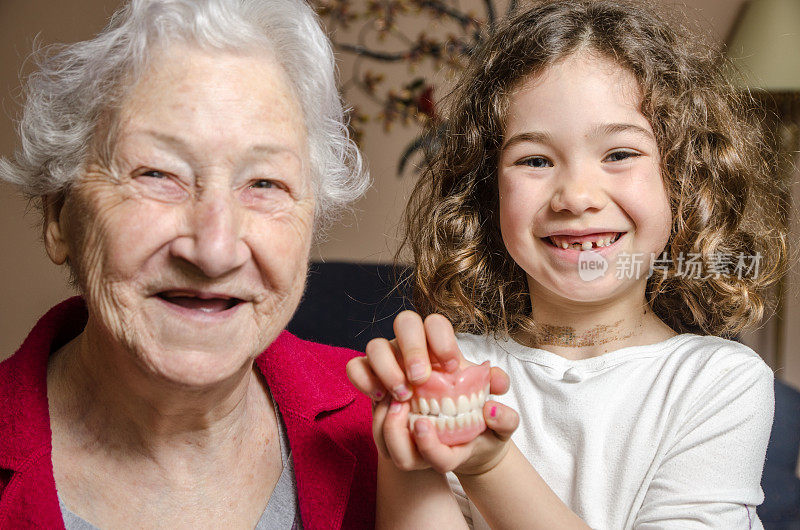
[169,191,251,278]
[549,168,608,215]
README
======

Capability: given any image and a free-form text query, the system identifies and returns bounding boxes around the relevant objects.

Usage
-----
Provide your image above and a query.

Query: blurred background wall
[3,0,798,389]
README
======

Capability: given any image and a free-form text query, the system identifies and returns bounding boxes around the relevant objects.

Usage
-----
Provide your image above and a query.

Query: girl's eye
[604,151,640,163]
[517,156,553,168]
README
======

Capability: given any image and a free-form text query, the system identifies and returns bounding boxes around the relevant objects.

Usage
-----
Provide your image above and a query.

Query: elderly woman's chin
[129,330,264,387]
[140,307,282,386]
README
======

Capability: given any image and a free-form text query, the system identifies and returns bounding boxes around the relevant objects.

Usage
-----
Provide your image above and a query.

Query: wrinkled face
[50,46,314,385]
[497,53,672,304]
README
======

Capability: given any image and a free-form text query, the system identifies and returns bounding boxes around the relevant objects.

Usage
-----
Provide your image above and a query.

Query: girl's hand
[346,310,519,476]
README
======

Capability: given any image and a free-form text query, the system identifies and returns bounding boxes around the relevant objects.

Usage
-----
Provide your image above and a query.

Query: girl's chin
[531,276,631,304]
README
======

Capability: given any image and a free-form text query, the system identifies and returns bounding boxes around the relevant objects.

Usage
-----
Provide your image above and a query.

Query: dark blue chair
[289,262,800,528]
[287,262,412,352]
[759,378,800,529]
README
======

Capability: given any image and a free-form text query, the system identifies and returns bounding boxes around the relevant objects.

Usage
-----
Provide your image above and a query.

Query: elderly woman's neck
[47,329,273,460]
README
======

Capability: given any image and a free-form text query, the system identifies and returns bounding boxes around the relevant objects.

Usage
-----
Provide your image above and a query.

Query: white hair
[0,0,369,231]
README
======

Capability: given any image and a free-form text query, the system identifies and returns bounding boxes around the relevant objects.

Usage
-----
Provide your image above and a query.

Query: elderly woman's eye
[250,179,280,190]
[131,168,187,202]
[139,169,169,179]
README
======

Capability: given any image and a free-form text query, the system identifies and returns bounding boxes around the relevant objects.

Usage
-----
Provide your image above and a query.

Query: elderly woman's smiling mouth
[155,289,246,316]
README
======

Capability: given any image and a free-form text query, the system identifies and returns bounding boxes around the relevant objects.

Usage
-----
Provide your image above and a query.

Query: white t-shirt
[447,333,774,530]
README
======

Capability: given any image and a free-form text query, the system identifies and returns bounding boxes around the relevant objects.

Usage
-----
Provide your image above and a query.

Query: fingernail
[415,419,430,434]
[445,359,459,372]
[373,390,384,400]
[392,384,411,400]
[490,406,498,418]
[389,401,402,413]
[408,362,427,382]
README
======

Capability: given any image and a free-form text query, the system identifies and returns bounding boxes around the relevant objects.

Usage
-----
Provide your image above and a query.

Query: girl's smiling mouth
[539,231,629,264]
[543,231,626,250]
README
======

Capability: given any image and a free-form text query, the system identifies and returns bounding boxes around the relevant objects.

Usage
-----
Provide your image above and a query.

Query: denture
[408,361,491,445]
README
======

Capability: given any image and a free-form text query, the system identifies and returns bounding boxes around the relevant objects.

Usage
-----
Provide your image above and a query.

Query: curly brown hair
[398,0,792,339]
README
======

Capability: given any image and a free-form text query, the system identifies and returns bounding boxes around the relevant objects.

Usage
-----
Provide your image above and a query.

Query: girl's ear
[43,193,69,265]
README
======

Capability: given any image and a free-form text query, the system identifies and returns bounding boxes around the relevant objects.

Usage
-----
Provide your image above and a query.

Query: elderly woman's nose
[549,165,608,215]
[169,192,251,278]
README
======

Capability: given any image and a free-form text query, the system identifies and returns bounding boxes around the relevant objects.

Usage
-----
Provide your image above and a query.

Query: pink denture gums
[409,361,491,445]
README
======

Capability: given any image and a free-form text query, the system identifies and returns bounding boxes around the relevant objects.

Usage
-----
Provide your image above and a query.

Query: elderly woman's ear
[42,193,69,265]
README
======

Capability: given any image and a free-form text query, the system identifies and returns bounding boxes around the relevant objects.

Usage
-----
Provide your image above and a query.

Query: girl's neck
[516,284,677,361]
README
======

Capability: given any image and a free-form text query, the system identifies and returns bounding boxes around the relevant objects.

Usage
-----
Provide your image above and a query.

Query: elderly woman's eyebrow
[129,129,300,158]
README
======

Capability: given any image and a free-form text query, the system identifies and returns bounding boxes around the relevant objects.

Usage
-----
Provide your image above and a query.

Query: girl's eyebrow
[501,131,553,152]
[501,123,654,153]
[589,123,655,141]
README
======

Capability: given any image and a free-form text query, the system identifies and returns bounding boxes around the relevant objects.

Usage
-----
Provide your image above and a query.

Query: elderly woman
[0,0,375,528]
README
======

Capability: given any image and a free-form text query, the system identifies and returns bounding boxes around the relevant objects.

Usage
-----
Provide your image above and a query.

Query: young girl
[347,0,790,528]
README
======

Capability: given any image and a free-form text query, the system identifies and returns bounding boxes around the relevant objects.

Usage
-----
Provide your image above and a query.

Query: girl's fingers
[423,314,465,373]
[489,366,510,395]
[345,356,388,401]
[382,400,424,471]
[372,398,392,459]
[411,418,462,474]
[393,310,433,385]
[483,400,519,442]
[365,337,412,401]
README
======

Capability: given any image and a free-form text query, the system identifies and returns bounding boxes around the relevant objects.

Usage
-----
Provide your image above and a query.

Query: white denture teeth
[409,389,490,434]
[457,395,471,414]
[419,397,430,415]
[441,397,457,416]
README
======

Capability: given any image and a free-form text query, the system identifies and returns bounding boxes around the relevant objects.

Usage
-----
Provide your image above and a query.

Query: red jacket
[0,297,376,529]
